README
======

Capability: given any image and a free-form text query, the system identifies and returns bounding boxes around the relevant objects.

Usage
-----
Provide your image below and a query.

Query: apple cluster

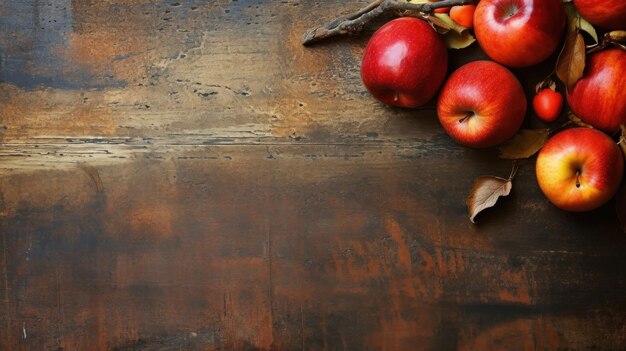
[359,0,626,213]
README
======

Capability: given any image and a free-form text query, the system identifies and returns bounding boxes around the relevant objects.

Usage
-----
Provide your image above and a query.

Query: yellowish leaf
[443,30,476,49]
[431,13,475,49]
[425,14,453,34]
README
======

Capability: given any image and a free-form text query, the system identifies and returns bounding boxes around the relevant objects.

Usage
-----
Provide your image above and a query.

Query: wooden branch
[302,0,474,46]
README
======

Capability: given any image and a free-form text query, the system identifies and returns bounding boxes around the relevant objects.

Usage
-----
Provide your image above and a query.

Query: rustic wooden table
[1,1,625,350]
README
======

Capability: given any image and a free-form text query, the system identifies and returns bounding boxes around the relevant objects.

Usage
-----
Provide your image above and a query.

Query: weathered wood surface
[1,1,625,350]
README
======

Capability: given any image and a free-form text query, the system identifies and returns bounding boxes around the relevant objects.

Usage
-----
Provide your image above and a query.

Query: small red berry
[533,89,563,122]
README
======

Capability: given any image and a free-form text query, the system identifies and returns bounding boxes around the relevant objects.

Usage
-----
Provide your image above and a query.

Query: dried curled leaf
[428,13,475,49]
[467,175,512,223]
[568,111,594,128]
[499,129,549,160]
[557,31,586,92]
[535,79,557,94]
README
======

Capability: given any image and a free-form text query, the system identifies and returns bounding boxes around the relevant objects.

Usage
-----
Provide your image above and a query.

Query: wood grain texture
[1,1,625,350]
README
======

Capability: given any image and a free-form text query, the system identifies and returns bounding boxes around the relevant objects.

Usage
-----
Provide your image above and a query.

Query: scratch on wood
[22,321,26,340]
[80,164,104,193]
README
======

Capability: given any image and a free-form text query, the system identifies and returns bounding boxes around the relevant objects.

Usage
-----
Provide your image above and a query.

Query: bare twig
[302,0,474,45]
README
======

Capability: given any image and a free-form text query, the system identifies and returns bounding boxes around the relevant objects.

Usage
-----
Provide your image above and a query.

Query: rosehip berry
[533,89,563,123]
[450,5,476,29]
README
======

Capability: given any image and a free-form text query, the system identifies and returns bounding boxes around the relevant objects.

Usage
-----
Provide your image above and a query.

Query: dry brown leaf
[557,31,586,92]
[467,176,512,223]
[568,111,594,128]
[499,129,550,160]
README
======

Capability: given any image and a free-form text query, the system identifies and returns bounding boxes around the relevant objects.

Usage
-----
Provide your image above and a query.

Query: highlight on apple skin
[536,128,624,212]
[436,60,526,148]
[360,17,448,108]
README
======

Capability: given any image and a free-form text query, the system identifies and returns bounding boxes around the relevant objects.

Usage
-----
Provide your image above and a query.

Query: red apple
[474,0,566,67]
[573,0,626,30]
[437,61,526,148]
[361,17,448,108]
[567,49,626,133]
[536,128,624,212]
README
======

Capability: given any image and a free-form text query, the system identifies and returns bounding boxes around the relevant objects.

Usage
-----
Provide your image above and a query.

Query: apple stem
[458,112,473,124]
[508,160,519,181]
[301,0,475,45]
[575,170,581,188]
